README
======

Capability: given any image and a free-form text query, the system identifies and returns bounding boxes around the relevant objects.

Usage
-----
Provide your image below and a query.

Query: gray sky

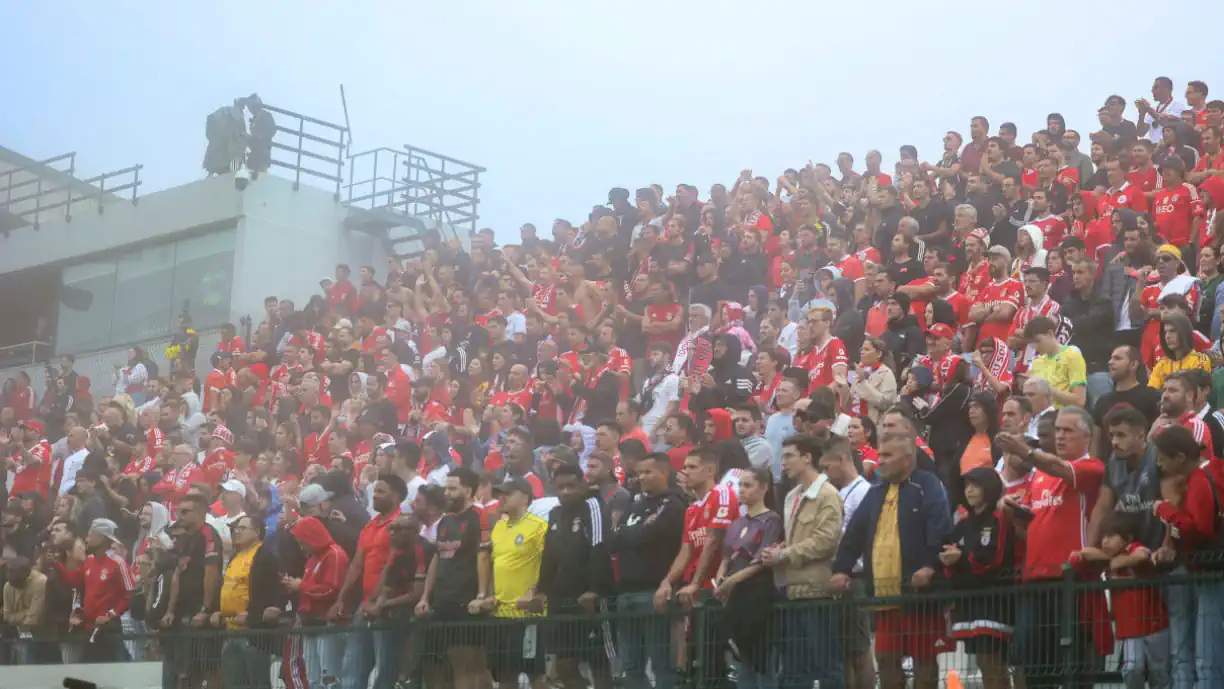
[3,1,1221,244]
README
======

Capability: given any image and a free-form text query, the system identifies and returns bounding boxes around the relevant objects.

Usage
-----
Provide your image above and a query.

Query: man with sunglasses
[217,516,284,689]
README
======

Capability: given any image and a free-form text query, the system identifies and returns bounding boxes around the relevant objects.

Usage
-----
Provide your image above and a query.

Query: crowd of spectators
[0,75,1223,689]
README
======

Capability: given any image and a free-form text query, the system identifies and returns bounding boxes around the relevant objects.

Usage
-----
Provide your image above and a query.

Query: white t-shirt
[506,311,527,340]
[778,322,799,358]
[641,373,680,437]
[1143,98,1188,143]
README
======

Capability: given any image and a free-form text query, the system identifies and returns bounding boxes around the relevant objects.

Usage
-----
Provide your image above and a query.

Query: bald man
[58,426,91,496]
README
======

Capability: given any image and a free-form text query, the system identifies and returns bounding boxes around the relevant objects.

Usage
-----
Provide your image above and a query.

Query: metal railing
[344,144,485,237]
[0,340,53,368]
[0,151,142,231]
[262,103,348,199]
[10,565,1222,689]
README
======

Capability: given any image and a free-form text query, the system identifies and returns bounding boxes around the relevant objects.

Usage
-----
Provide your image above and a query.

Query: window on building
[54,228,235,355]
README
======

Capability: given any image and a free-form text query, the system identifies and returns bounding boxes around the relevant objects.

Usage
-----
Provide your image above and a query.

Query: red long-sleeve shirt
[151,463,203,513]
[57,551,134,628]
[1154,466,1223,557]
[291,517,349,616]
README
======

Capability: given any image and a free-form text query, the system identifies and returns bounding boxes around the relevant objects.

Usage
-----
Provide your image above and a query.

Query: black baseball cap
[493,477,534,502]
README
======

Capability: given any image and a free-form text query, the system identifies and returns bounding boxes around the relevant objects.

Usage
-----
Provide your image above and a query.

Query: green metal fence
[21,566,1224,689]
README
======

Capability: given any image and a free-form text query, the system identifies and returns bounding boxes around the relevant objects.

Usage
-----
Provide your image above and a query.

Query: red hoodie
[291,517,349,616]
[707,408,734,443]
[1154,465,1224,560]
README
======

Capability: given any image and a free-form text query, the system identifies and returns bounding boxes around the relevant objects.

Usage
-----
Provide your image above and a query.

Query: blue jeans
[1163,568,1197,689]
[777,603,843,689]
[341,616,400,689]
[1085,371,1113,410]
[1196,580,1224,689]
[736,659,778,689]
[617,591,674,689]
[304,622,346,687]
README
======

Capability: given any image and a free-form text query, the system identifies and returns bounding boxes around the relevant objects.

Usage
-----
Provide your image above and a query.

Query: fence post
[1058,564,1077,688]
[691,601,709,689]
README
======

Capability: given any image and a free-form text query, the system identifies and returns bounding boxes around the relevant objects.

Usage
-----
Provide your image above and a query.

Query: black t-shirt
[175,522,224,617]
[384,542,427,599]
[618,300,649,360]
[327,349,360,403]
[887,258,926,286]
[910,200,954,243]
[1093,384,1162,428]
[690,279,729,314]
[432,507,489,607]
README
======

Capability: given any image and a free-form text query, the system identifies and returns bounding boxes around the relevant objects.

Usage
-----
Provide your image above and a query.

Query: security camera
[234,168,251,191]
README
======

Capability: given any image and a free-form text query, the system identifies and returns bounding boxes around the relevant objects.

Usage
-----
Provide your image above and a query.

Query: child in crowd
[1072,512,1170,689]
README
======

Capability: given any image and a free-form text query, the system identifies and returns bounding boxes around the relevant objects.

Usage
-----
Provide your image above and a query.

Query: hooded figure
[744,285,771,341]
[880,291,926,373]
[706,408,734,443]
[692,334,756,415]
[944,467,1014,646]
[830,278,865,364]
[135,502,171,565]
[1012,224,1048,279]
[714,301,758,365]
[290,517,349,619]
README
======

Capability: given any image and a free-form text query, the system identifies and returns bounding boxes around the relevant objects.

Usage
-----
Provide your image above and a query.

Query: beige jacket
[851,365,897,423]
[3,570,47,633]
[780,475,844,599]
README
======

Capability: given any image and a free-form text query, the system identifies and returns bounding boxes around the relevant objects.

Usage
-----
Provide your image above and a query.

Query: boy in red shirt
[1071,513,1169,689]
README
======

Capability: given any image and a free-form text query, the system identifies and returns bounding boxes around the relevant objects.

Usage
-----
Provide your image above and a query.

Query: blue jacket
[832,469,952,593]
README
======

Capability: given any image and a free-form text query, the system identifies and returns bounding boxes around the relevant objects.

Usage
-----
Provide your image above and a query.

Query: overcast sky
[3,1,1222,244]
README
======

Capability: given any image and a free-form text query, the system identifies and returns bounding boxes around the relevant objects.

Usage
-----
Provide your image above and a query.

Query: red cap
[926,323,955,340]
[19,420,45,436]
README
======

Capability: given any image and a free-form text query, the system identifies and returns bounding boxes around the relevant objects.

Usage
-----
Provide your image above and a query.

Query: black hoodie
[881,314,926,372]
[538,493,616,602]
[692,334,756,415]
[609,489,686,593]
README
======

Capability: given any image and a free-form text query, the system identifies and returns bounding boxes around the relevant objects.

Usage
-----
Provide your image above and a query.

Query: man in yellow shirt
[215,516,283,689]
[480,478,549,689]
[1025,315,1086,407]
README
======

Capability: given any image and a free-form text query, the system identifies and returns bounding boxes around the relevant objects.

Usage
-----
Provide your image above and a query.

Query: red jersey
[1030,215,1068,251]
[973,278,1024,342]
[201,448,234,486]
[11,440,50,497]
[1177,412,1215,465]
[834,254,865,282]
[798,337,849,393]
[1126,166,1161,194]
[1105,543,1168,639]
[217,336,246,357]
[1194,149,1224,175]
[1152,183,1204,247]
[1004,470,1034,564]
[906,277,936,330]
[8,386,34,422]
[959,261,991,303]
[490,387,533,412]
[683,484,739,588]
[531,283,558,315]
[303,429,331,468]
[1075,218,1114,259]
[1054,167,1080,197]
[145,426,165,461]
[151,464,203,512]
[1022,455,1104,580]
[203,368,235,414]
[1098,183,1150,218]
[1022,167,1039,189]
[645,303,685,349]
[854,246,882,265]
[57,551,134,628]
[328,280,357,314]
[123,454,156,477]
[941,291,972,325]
